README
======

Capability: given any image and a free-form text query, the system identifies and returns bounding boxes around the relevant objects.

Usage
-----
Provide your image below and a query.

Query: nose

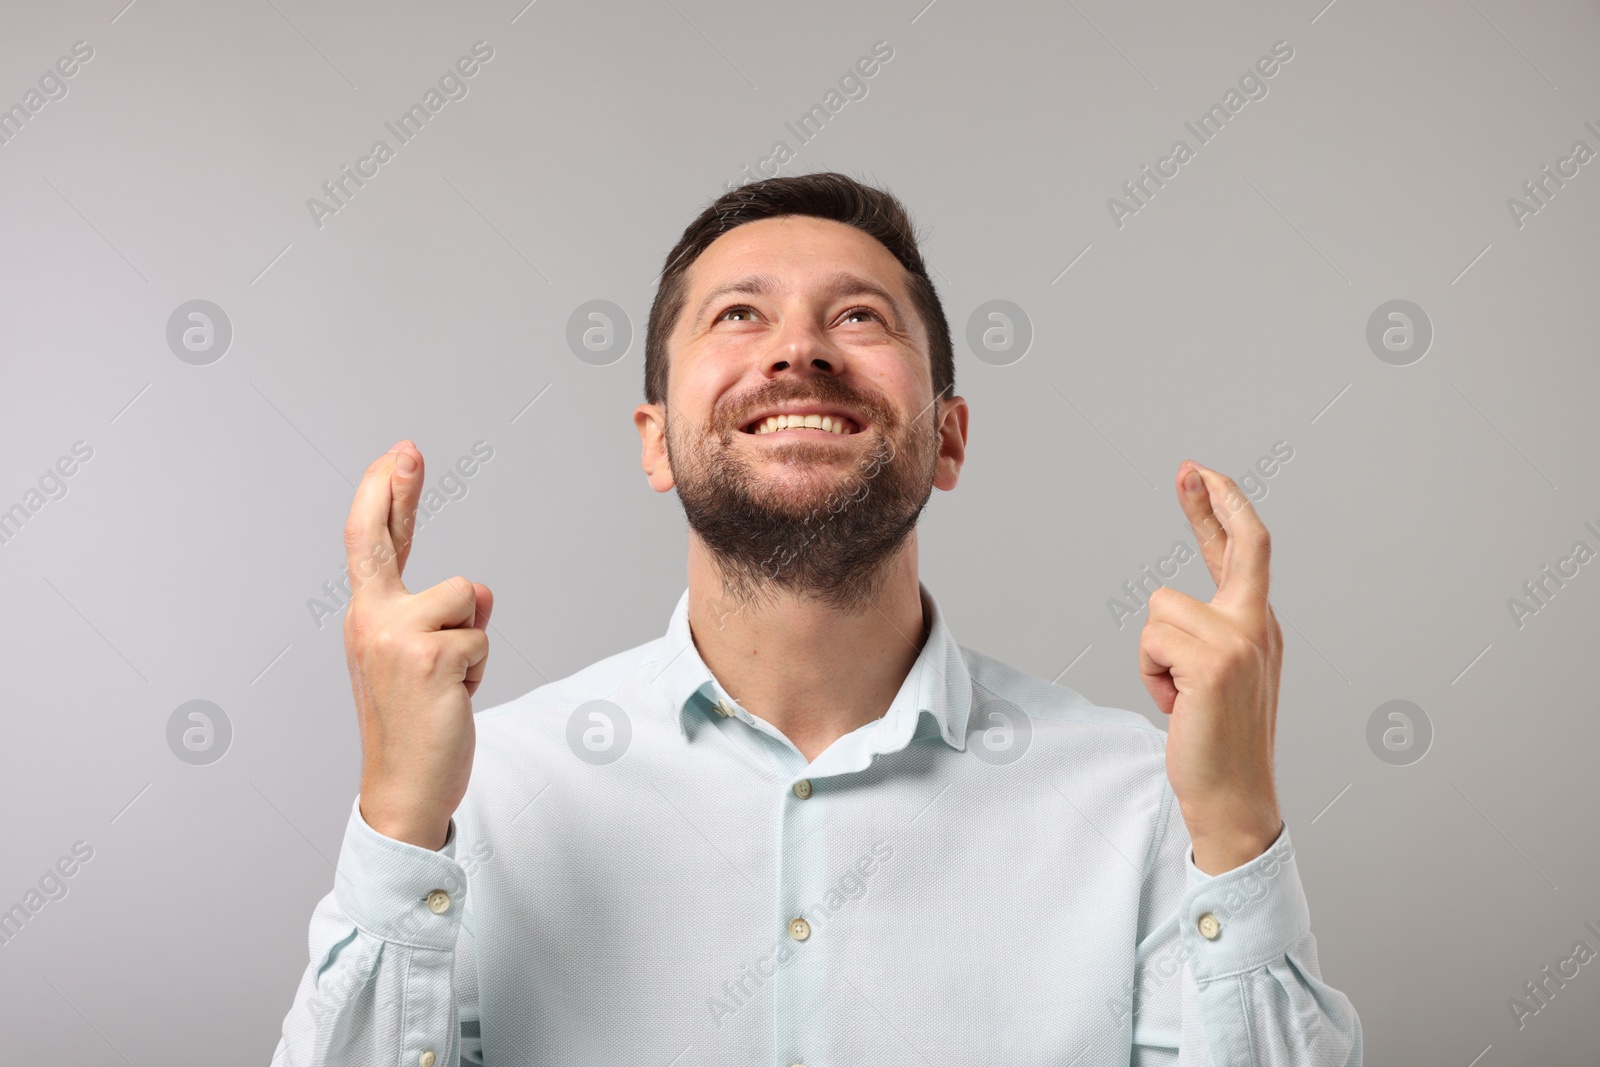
[768,353,836,377]
[764,314,843,380]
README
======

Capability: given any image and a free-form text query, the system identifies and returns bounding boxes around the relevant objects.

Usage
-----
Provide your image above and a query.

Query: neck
[685,533,929,763]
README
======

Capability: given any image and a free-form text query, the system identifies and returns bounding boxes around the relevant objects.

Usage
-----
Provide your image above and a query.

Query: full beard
[665,407,941,616]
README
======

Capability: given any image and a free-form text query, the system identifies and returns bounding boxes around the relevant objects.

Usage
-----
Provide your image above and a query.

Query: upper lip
[741,405,867,433]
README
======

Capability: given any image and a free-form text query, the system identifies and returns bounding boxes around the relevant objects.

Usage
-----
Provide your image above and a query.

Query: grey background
[1,0,1596,1062]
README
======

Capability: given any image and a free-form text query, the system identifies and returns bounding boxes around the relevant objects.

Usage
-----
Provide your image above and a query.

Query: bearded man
[272,172,1361,1066]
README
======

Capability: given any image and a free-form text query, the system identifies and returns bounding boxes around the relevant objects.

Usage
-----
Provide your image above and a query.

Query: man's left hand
[1139,460,1284,875]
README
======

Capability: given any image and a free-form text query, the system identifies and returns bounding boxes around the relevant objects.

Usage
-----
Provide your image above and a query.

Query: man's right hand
[342,440,493,850]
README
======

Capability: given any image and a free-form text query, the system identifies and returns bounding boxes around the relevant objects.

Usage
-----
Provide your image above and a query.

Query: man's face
[635,214,967,610]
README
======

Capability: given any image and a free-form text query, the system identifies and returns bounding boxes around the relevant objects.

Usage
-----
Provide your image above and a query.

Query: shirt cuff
[333,795,466,951]
[1179,821,1309,981]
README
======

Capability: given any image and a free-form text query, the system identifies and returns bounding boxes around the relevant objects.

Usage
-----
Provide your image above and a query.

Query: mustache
[720,379,890,431]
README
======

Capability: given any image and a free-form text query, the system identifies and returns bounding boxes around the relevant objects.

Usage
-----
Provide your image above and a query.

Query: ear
[932,395,969,492]
[634,403,676,492]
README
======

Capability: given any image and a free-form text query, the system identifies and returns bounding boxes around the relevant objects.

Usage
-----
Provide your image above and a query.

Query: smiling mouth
[741,412,865,436]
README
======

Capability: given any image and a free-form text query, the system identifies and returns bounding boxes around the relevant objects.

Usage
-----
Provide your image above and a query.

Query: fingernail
[397,453,417,474]
[1184,469,1202,493]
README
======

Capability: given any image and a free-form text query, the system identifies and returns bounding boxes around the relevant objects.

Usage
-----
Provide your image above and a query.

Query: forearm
[270,796,477,1067]
[1131,782,1363,1066]
[1173,826,1361,1065]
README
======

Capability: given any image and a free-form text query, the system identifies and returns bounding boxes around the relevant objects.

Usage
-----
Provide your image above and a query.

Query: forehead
[682,214,912,304]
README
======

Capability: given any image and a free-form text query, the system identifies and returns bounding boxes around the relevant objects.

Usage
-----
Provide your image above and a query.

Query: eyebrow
[690,270,908,331]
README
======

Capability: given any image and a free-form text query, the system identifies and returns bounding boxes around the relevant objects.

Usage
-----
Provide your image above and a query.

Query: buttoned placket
[712,693,830,1067]
[776,731,828,1067]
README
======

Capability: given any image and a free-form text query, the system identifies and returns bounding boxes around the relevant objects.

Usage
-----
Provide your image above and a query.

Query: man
[271,172,1361,1065]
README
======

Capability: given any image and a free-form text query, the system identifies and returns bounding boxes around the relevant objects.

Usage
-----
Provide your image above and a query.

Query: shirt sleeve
[1128,777,1363,1066]
[268,795,483,1067]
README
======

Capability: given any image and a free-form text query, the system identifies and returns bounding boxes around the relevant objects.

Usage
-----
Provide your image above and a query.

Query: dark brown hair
[643,171,954,408]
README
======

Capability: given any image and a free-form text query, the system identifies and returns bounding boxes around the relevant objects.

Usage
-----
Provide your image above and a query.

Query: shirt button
[1197,912,1221,940]
[792,779,813,799]
[788,917,811,941]
[426,889,451,915]
[714,698,736,718]
[419,1052,436,1067]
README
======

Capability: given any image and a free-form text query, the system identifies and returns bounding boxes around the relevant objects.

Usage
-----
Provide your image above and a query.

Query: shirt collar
[650,579,973,764]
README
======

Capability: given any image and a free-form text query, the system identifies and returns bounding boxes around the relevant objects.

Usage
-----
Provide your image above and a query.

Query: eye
[716,304,758,322]
[840,306,885,325]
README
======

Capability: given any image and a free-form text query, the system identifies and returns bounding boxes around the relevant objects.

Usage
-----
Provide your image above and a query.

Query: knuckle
[412,638,443,673]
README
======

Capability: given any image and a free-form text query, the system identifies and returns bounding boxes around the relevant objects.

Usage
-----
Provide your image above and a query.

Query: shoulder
[957,646,1176,858]
[457,632,683,815]
[470,630,666,750]
[960,644,1169,760]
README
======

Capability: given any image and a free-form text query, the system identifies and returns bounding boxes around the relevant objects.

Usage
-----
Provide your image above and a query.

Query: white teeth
[751,413,857,435]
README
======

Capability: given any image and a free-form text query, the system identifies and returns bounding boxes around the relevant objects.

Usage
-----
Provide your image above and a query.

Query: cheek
[880,338,932,390]
[669,369,735,429]
[694,328,770,370]
[872,361,929,419]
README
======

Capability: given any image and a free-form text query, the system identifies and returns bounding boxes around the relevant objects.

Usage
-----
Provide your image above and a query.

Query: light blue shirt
[271,581,1361,1065]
